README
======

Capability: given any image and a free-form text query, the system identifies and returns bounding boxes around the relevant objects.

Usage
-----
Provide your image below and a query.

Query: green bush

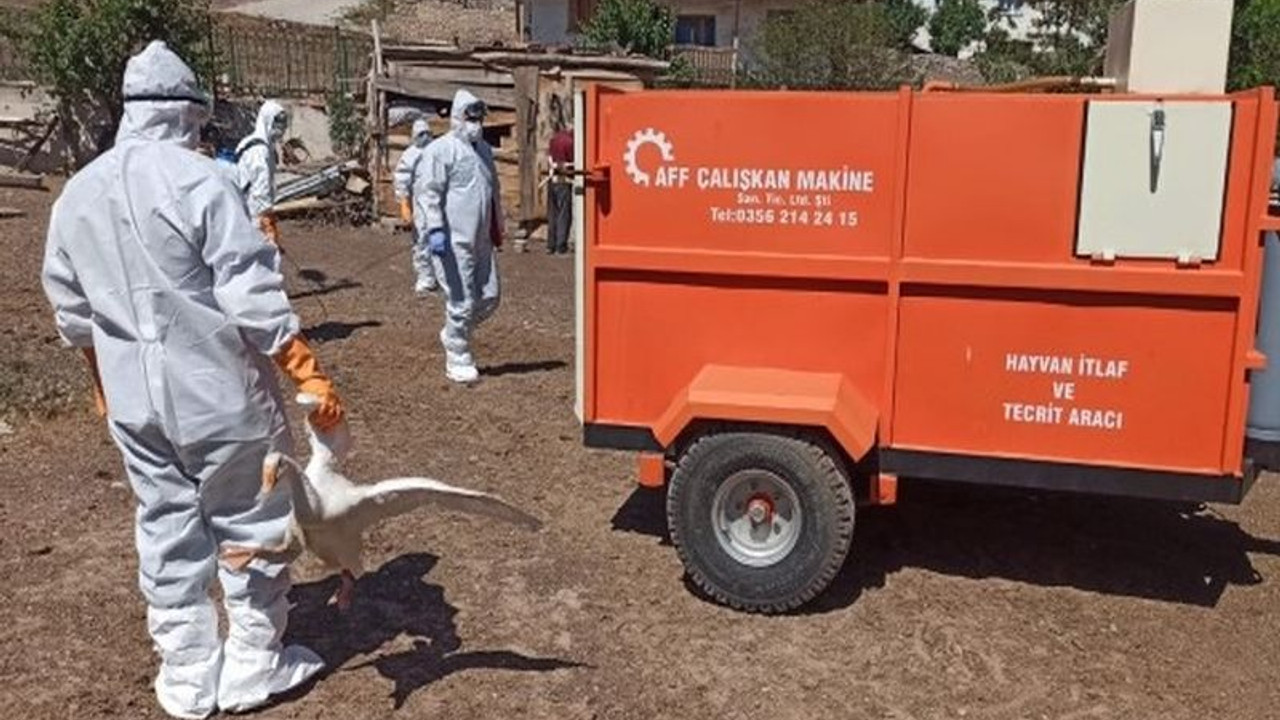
[580,0,675,58]
[747,0,916,90]
[326,84,365,159]
[928,0,987,57]
[1230,0,1280,90]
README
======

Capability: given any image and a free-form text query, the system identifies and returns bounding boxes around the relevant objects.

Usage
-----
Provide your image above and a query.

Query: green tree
[580,0,675,58]
[21,0,215,166]
[929,0,987,56]
[972,0,1121,81]
[1230,0,1280,89]
[883,0,928,50]
[748,0,917,90]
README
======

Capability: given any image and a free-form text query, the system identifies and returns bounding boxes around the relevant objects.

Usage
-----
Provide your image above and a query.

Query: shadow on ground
[614,479,1280,615]
[291,278,363,300]
[285,553,585,709]
[304,320,383,343]
[481,360,568,378]
[610,486,671,547]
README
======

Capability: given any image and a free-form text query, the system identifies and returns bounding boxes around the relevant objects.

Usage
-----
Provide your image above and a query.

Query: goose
[221,394,542,610]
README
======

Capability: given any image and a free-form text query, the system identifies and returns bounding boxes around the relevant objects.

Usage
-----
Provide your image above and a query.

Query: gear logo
[623,128,674,186]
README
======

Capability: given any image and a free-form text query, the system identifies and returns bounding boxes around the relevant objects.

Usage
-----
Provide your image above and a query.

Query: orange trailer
[572,85,1280,613]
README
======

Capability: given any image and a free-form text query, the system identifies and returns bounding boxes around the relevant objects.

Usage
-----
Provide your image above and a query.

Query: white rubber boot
[217,593,324,713]
[148,604,222,720]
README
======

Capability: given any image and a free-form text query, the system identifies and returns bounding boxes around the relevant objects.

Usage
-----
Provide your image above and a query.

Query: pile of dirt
[383,0,519,47]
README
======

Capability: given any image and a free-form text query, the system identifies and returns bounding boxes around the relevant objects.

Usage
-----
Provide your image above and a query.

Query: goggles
[462,101,487,122]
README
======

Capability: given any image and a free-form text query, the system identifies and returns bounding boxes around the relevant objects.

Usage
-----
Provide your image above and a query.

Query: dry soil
[2,186,1280,719]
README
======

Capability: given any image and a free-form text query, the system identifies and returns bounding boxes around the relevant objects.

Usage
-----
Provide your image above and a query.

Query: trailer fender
[653,365,879,462]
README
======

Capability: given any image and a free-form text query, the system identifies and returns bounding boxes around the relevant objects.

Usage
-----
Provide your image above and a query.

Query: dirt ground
[3,184,1280,720]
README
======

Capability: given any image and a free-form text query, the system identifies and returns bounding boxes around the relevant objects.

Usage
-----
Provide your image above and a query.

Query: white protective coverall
[236,100,288,250]
[393,118,439,295]
[419,89,502,383]
[41,41,323,719]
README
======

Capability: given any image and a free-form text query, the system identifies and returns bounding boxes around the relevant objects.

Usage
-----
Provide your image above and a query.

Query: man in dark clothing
[546,121,574,255]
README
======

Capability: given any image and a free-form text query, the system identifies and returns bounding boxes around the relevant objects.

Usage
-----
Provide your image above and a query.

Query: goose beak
[262,453,282,495]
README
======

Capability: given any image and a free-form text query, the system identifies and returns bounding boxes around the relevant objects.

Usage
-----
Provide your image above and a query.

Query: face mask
[413,132,431,148]
[461,120,482,142]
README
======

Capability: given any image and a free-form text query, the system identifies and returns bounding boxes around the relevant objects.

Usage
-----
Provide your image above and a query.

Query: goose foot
[331,570,355,612]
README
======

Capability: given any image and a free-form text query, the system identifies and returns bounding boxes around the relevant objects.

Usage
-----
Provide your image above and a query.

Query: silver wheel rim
[711,469,802,567]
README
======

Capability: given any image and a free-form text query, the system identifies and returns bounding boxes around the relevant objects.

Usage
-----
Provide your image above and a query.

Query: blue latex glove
[427,229,449,257]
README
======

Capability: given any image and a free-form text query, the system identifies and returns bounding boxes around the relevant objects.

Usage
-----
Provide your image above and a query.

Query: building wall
[529,0,573,45]
[526,0,1042,54]
[526,0,788,49]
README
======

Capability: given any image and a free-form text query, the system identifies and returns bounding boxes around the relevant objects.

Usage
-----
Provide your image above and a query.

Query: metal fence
[214,23,372,96]
[0,9,29,82]
[0,13,372,96]
[671,45,738,88]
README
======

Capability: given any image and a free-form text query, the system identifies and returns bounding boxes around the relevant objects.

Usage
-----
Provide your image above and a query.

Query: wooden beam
[387,61,514,88]
[18,116,58,173]
[471,51,669,73]
[380,44,470,63]
[375,75,516,109]
[513,65,539,227]
[0,173,46,190]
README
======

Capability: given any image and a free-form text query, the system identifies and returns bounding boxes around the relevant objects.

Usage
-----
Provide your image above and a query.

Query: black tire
[666,430,855,613]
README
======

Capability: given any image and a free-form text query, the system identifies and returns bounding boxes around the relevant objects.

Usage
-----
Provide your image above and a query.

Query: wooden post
[732,0,741,89]
[731,37,739,89]
[513,64,540,241]
[18,115,58,172]
[228,29,239,91]
[369,20,385,218]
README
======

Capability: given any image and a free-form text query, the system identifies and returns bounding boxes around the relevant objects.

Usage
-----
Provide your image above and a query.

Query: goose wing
[347,477,543,533]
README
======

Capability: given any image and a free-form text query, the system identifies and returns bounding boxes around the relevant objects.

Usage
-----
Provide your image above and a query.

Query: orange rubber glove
[81,347,106,417]
[258,213,282,246]
[273,335,344,430]
[399,196,413,225]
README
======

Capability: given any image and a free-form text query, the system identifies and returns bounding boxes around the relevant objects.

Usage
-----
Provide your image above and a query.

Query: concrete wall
[210,98,337,161]
[0,89,341,175]
[0,82,64,174]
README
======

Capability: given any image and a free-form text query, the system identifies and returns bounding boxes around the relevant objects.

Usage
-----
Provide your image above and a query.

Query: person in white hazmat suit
[40,41,345,719]
[420,89,503,384]
[393,117,440,296]
[236,99,289,251]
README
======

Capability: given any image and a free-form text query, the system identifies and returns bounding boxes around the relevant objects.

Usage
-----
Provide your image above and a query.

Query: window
[675,15,717,46]
[569,0,599,33]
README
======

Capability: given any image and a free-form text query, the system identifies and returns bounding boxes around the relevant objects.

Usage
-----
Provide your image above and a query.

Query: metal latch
[552,164,611,186]
[1149,102,1166,193]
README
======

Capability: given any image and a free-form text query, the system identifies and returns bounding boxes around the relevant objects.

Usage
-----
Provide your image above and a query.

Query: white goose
[221,394,542,610]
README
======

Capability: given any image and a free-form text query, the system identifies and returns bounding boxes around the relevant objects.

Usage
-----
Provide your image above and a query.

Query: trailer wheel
[666,431,855,613]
